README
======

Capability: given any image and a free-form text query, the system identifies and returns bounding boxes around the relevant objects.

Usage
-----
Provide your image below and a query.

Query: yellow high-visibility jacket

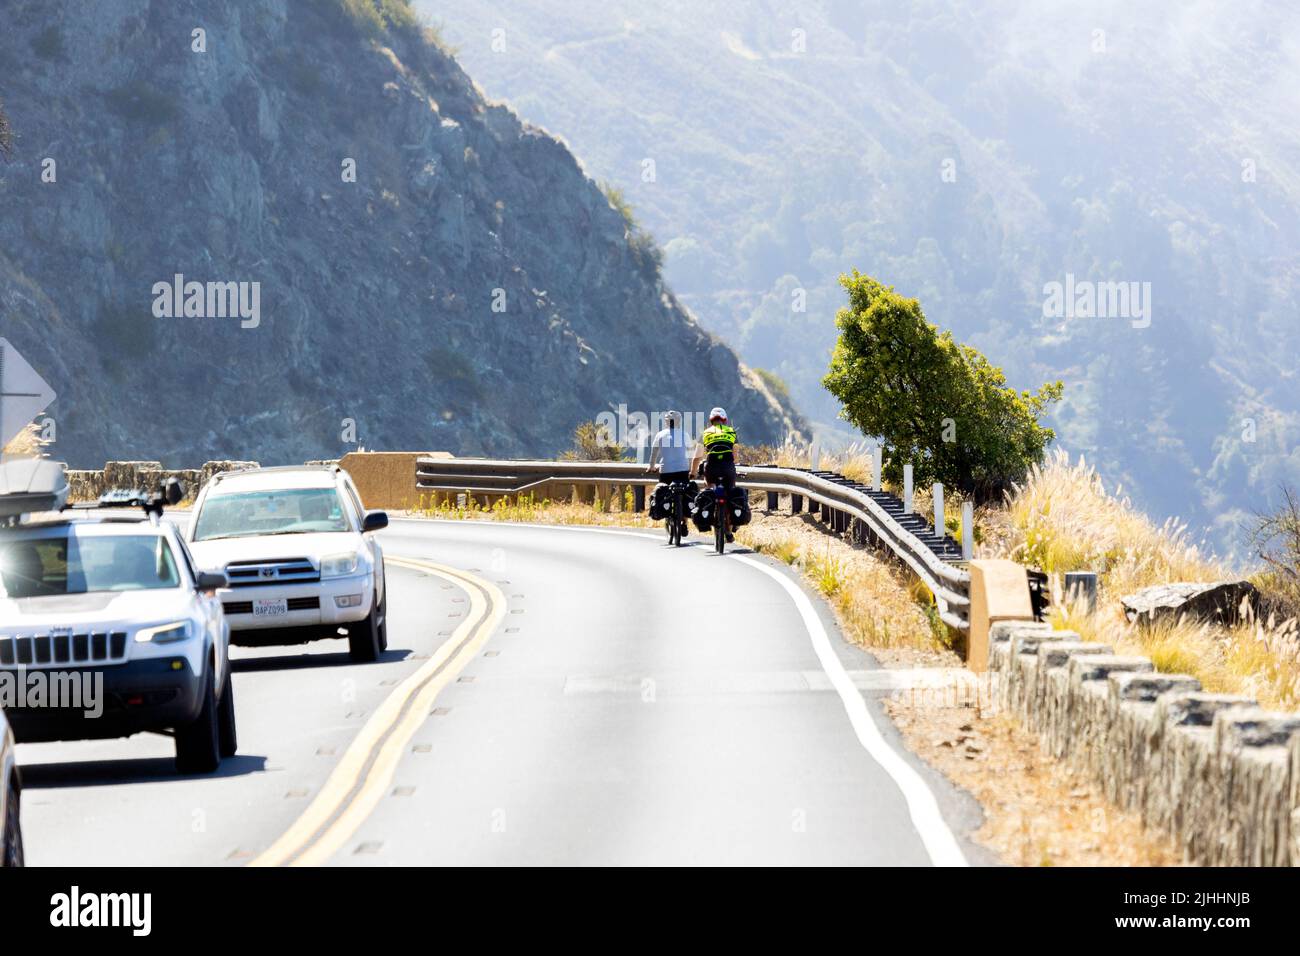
[701,424,737,460]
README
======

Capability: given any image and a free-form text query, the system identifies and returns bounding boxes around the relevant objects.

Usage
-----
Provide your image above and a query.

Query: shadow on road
[19,753,268,789]
[231,648,412,673]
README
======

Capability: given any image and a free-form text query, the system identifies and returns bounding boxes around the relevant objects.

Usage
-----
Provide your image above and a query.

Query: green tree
[823,271,1062,501]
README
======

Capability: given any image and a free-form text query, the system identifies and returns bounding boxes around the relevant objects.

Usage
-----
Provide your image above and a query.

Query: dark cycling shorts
[704,459,736,490]
[658,471,691,484]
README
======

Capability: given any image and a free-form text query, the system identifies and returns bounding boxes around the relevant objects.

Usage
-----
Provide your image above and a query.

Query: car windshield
[193,487,350,541]
[0,531,181,598]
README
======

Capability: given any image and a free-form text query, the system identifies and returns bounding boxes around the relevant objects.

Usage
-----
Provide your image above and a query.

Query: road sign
[0,338,57,449]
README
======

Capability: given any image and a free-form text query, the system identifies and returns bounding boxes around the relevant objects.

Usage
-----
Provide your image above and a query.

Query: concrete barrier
[985,613,1300,866]
[339,451,452,511]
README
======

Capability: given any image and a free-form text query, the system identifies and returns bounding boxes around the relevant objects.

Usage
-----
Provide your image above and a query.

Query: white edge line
[733,553,969,867]
[389,515,969,867]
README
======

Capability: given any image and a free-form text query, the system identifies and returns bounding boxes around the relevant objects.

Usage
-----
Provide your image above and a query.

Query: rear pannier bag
[649,485,669,520]
[728,487,752,527]
[691,490,715,532]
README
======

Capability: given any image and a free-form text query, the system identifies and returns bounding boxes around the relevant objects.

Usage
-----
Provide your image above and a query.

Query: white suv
[185,466,389,662]
[0,507,235,775]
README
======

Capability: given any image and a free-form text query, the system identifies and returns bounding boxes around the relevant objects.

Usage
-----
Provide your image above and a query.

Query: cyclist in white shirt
[647,410,696,483]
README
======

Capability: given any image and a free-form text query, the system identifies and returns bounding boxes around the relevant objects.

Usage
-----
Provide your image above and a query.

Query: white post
[962,501,973,560]
[933,483,944,536]
[809,437,820,472]
[873,444,883,491]
[903,464,913,514]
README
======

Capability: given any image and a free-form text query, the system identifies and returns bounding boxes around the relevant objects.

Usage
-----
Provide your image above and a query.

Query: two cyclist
[648,407,738,543]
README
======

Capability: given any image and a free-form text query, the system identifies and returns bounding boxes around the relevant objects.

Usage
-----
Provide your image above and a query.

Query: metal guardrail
[413,457,971,631]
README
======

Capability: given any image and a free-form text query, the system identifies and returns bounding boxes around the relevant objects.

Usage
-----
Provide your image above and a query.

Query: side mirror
[362,511,389,533]
[196,571,228,592]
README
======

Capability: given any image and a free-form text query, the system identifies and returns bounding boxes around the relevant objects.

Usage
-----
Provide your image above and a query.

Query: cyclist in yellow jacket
[699,407,738,541]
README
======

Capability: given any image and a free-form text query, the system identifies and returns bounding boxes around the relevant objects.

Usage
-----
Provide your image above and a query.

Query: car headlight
[135,621,194,644]
[321,552,361,578]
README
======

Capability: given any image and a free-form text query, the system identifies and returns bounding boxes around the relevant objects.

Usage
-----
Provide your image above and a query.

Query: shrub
[559,420,627,461]
[1248,486,1300,620]
[104,82,181,126]
[31,25,63,60]
[601,181,663,280]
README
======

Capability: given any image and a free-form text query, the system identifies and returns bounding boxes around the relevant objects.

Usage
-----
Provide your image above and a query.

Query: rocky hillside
[0,0,799,468]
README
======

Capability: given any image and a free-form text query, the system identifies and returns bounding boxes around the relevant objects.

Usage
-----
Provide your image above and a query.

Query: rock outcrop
[1121,581,1259,627]
[0,1,800,468]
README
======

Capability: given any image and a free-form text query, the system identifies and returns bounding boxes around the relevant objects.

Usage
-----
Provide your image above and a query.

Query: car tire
[217,665,237,759]
[376,588,388,653]
[175,662,222,774]
[2,778,22,868]
[348,596,382,663]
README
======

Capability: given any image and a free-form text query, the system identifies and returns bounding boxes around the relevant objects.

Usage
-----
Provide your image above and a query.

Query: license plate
[253,598,289,618]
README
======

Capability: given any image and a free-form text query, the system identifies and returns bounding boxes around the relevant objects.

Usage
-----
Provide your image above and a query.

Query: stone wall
[990,621,1300,866]
[66,460,260,502]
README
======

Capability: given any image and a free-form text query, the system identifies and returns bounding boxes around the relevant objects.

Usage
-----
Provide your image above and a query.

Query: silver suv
[185,466,389,662]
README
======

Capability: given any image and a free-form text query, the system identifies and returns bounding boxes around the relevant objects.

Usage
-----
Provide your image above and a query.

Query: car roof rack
[0,458,71,522]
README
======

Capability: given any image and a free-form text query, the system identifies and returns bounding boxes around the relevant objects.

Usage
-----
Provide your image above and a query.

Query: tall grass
[984,449,1300,710]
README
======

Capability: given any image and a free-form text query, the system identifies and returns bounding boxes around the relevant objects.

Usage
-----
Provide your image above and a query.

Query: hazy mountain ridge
[427,0,1300,552]
[0,0,797,469]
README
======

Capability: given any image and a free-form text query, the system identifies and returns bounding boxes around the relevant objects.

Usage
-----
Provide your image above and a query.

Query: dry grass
[1,423,45,459]
[408,489,657,528]
[982,450,1300,710]
[738,514,947,655]
[886,701,1182,866]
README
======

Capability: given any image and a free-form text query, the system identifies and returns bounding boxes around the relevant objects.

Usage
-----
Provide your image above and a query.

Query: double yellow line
[249,556,505,867]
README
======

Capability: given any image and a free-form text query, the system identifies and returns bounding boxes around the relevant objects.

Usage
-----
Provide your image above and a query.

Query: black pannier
[653,481,698,521]
[649,484,669,520]
[691,490,715,532]
[728,487,752,527]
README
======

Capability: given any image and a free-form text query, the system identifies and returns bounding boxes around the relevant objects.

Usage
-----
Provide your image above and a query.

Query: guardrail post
[766,491,778,511]
[1064,571,1098,613]
[791,494,803,514]
[962,501,973,560]
[633,485,645,513]
[873,444,883,492]
[933,483,944,537]
[903,464,913,515]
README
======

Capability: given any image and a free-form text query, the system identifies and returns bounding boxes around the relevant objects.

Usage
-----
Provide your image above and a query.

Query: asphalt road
[17,518,988,866]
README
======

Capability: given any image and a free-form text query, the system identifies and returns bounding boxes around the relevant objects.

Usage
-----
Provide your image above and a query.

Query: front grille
[0,631,128,668]
[223,596,320,615]
[224,558,320,587]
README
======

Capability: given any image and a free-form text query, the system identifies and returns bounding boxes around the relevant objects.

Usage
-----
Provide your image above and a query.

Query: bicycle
[711,479,730,555]
[664,479,691,547]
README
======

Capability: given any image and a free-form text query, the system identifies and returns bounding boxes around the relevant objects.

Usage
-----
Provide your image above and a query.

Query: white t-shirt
[650,427,693,473]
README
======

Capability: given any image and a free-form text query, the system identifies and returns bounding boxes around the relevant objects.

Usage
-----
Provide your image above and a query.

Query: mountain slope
[0,0,798,468]
[424,0,1300,551]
